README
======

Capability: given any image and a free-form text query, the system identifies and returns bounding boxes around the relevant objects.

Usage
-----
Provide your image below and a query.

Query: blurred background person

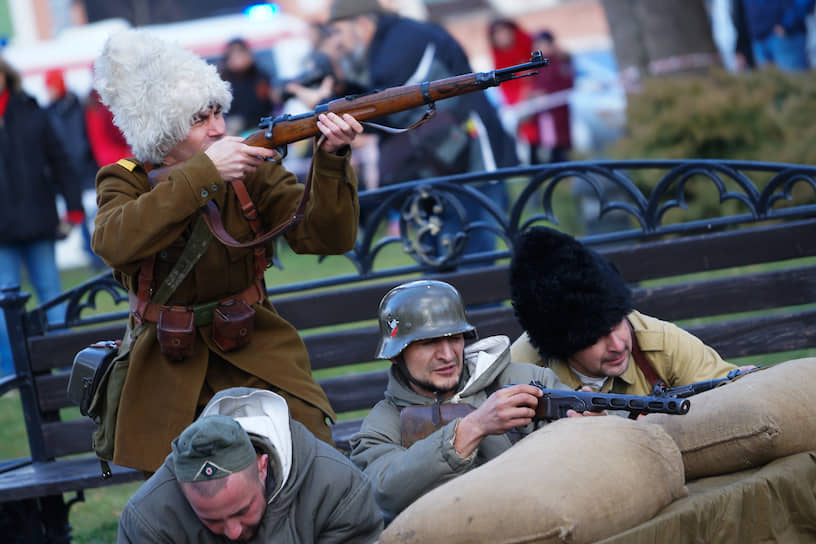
[84,88,131,168]
[217,37,277,135]
[488,19,539,165]
[739,0,814,70]
[44,69,104,270]
[529,30,574,164]
[707,0,755,71]
[327,0,518,259]
[0,57,84,376]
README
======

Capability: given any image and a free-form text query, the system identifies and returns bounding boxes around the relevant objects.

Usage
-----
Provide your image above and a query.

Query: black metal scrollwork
[25,160,816,327]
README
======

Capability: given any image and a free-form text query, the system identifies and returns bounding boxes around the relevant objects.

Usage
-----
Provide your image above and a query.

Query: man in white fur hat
[90,29,363,473]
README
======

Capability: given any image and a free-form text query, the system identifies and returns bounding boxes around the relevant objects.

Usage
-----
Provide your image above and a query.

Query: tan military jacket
[510,310,738,395]
[92,148,359,471]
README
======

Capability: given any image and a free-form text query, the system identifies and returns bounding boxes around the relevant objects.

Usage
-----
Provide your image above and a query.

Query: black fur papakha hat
[509,227,632,361]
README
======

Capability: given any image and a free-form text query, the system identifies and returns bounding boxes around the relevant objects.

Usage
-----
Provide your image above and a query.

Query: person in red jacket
[488,19,539,161]
[84,88,131,168]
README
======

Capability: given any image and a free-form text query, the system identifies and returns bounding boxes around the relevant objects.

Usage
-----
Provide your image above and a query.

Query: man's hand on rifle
[317,112,363,154]
[453,384,542,458]
[205,136,279,182]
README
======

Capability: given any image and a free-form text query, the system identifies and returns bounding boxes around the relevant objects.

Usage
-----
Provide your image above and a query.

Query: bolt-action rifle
[150,52,550,248]
[246,50,549,161]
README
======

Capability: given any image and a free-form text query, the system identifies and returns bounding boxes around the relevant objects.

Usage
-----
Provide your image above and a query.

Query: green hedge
[606,68,816,222]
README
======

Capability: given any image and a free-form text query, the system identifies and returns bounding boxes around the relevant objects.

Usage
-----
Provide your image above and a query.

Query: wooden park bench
[1,159,814,542]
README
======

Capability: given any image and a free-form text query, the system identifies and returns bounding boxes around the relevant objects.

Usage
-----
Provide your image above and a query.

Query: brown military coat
[92,147,359,471]
[510,310,738,395]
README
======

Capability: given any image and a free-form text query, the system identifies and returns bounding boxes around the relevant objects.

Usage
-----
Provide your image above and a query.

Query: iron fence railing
[4,159,816,336]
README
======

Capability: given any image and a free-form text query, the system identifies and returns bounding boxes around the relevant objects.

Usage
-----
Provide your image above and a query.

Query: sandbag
[642,357,816,480]
[378,416,686,544]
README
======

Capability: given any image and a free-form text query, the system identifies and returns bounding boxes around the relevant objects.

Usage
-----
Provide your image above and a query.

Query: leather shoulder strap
[201,167,313,248]
[628,318,663,388]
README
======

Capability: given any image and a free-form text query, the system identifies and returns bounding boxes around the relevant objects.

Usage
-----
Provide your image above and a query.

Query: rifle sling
[627,318,663,388]
[200,151,317,249]
[360,106,436,135]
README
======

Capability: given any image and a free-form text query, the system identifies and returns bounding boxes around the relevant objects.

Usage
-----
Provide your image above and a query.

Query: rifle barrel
[247,51,549,150]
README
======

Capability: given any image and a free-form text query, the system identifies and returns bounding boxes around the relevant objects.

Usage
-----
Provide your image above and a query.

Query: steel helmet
[375,280,477,359]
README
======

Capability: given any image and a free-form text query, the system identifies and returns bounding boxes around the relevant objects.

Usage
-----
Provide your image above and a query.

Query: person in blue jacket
[740,0,815,70]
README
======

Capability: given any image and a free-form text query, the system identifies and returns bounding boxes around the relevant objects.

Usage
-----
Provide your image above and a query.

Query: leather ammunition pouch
[67,340,121,417]
[157,307,195,361]
[212,299,255,352]
[400,402,475,448]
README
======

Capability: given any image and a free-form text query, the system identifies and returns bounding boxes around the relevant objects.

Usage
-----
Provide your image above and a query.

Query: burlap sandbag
[642,357,816,481]
[378,416,686,544]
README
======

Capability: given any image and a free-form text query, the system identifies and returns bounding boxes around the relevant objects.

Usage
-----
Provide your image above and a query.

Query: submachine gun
[529,381,691,421]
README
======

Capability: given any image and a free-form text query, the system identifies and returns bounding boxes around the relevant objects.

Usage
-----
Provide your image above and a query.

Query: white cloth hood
[451,335,512,401]
[200,387,292,502]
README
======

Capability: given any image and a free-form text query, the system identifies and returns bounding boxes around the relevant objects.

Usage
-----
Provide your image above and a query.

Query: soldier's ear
[256,453,268,483]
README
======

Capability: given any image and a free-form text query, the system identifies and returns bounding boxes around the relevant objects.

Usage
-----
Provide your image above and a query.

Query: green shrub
[607,68,816,223]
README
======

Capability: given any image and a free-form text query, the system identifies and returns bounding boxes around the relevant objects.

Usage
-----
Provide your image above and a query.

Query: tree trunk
[601,0,721,82]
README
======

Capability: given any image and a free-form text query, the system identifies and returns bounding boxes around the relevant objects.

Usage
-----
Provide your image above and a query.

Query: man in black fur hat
[509,227,752,395]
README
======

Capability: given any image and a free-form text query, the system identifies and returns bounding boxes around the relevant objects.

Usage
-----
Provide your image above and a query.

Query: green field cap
[172,415,256,482]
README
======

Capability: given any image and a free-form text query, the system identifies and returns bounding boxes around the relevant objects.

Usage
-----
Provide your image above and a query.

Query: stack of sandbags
[642,357,816,480]
[378,416,686,544]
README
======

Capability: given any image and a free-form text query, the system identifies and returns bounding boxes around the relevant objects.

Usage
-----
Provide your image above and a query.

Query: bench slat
[319,370,388,413]
[0,457,141,502]
[28,324,125,374]
[275,266,512,331]
[606,218,816,282]
[689,308,816,359]
[42,419,95,459]
[634,266,816,322]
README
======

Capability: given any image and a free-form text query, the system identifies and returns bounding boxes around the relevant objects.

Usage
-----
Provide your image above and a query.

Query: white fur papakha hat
[93,29,232,165]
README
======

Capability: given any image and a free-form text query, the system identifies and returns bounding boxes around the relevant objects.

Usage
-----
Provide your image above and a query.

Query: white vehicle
[3,11,312,106]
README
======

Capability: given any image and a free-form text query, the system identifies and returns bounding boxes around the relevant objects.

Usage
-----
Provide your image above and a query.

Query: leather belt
[130,279,265,327]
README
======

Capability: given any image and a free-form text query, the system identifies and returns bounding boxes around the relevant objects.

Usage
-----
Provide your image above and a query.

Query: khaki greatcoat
[92,148,359,471]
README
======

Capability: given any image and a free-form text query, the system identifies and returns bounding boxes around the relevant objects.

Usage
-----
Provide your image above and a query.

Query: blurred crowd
[710,0,816,72]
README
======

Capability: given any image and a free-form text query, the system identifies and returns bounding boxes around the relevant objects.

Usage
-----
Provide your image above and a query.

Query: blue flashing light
[244,3,280,21]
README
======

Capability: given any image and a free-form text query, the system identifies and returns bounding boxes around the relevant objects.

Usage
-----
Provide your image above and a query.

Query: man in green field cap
[118,388,382,543]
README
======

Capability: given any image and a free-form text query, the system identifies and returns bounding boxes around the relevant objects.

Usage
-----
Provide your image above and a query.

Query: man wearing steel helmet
[349,280,570,521]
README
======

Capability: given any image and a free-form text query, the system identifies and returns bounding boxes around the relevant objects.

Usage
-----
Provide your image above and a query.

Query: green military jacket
[118,419,383,543]
[92,147,359,471]
[349,335,567,521]
[510,310,738,395]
